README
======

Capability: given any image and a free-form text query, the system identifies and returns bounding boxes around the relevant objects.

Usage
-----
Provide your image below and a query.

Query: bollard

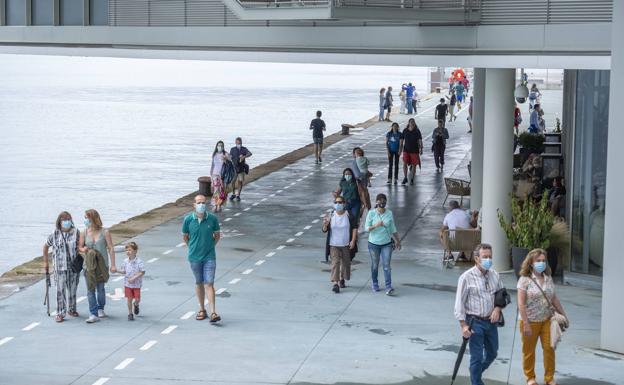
[436,87,441,93]
[341,124,354,135]
[197,176,212,196]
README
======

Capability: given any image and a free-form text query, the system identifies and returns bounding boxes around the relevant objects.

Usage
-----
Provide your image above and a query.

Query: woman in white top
[322,196,358,294]
[210,141,230,212]
[517,248,568,385]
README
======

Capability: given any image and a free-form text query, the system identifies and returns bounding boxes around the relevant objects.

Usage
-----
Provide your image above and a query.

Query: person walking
[310,110,326,164]
[454,243,505,385]
[467,95,474,133]
[514,104,523,136]
[118,242,145,321]
[229,137,252,202]
[42,211,81,323]
[79,209,116,323]
[517,249,569,385]
[432,120,449,173]
[322,196,358,293]
[210,141,230,212]
[385,122,403,185]
[365,193,401,295]
[454,81,465,109]
[528,104,543,134]
[384,86,393,121]
[401,118,423,186]
[447,89,457,122]
[399,88,406,115]
[529,83,541,111]
[378,88,386,122]
[402,82,416,114]
[182,194,222,323]
[333,168,362,222]
[435,98,449,126]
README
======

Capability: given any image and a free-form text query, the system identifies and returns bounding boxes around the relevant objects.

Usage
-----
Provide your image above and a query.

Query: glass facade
[570,70,610,275]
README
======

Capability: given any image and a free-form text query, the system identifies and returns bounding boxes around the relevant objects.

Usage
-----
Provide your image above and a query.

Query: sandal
[195,310,207,321]
[68,310,79,317]
[55,314,64,323]
[527,380,539,385]
[209,313,221,323]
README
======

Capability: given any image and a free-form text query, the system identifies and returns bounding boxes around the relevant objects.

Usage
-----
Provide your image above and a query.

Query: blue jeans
[379,106,385,120]
[87,282,106,317]
[347,200,361,223]
[467,316,499,385]
[368,242,393,289]
[406,97,413,114]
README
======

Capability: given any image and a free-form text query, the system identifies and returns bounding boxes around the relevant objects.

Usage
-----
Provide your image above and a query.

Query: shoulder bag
[530,276,569,349]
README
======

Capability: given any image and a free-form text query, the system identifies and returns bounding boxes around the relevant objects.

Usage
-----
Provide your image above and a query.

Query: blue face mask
[344,175,352,182]
[334,203,345,211]
[83,218,91,227]
[533,261,547,274]
[195,203,206,214]
[61,220,72,230]
[480,258,493,271]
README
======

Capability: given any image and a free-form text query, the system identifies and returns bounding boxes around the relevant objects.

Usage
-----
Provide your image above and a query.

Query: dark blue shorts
[189,260,216,285]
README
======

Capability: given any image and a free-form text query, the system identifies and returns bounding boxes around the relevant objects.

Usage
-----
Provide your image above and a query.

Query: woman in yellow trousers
[517,249,568,385]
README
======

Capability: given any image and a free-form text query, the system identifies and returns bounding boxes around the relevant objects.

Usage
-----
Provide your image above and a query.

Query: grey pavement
[0,94,621,385]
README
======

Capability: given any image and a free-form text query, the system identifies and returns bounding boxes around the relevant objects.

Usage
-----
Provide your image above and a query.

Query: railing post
[0,0,5,26]
[83,0,90,26]
[53,0,60,25]
[25,0,32,26]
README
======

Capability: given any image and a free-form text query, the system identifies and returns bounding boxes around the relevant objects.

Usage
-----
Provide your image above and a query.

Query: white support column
[470,68,485,211]
[481,68,515,271]
[601,0,624,354]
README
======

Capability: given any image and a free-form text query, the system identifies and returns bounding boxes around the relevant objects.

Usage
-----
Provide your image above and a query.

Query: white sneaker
[86,315,100,323]
[98,310,107,318]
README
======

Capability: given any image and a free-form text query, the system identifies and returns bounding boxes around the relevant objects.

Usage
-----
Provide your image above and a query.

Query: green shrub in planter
[518,132,545,154]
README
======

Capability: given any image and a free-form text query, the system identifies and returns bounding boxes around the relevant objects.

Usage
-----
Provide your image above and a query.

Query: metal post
[53,0,59,25]
[0,0,5,26]
[25,0,32,26]
[83,0,89,26]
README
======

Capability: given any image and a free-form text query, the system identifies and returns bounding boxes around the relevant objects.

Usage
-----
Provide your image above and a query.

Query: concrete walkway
[0,96,621,385]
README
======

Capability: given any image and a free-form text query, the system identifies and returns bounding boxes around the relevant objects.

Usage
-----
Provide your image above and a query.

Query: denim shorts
[189,259,216,285]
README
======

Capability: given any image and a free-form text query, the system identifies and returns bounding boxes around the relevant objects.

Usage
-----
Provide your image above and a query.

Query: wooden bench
[443,177,471,207]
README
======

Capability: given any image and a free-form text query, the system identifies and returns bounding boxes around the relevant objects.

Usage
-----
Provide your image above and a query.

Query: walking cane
[506,306,520,385]
[450,318,474,385]
[43,270,51,316]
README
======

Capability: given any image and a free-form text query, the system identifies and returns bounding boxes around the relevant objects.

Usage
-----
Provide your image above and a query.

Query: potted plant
[498,191,554,277]
[518,132,545,163]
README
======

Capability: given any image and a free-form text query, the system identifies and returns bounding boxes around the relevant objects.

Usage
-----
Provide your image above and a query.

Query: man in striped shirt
[454,243,505,385]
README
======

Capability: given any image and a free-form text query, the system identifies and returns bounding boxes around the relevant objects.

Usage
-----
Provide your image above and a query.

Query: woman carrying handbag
[517,249,569,385]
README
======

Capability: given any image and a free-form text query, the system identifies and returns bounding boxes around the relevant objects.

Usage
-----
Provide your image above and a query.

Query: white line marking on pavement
[176,242,186,248]
[290,182,296,185]
[50,311,57,316]
[180,311,195,320]
[304,225,312,230]
[312,219,320,223]
[265,252,276,257]
[295,232,304,236]
[234,213,241,217]
[276,245,286,250]
[140,340,158,351]
[244,207,251,211]
[319,214,325,218]
[284,186,290,189]
[161,325,178,335]
[163,249,173,255]
[22,322,40,331]
[216,288,227,295]
[229,278,241,284]
[114,358,135,370]
[252,202,259,206]
[297,178,303,182]
[286,238,295,243]
[113,276,124,282]
[224,218,232,222]
[147,257,159,263]
[92,378,110,385]
[242,269,253,275]
[277,190,283,193]
[0,337,14,346]
[255,260,265,266]
[269,194,276,197]
[77,296,87,303]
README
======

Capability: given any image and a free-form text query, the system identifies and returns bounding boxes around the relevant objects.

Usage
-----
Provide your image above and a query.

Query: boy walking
[119,242,145,321]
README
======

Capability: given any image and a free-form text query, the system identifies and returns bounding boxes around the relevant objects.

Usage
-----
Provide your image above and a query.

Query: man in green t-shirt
[182,194,221,322]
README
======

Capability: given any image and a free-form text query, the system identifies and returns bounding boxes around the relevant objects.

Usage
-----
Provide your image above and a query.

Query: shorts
[457,94,463,103]
[189,259,216,285]
[402,152,421,166]
[236,173,245,182]
[124,286,141,300]
[313,137,323,145]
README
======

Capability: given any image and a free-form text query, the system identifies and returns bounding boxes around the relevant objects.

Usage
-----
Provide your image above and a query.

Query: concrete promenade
[0,96,621,385]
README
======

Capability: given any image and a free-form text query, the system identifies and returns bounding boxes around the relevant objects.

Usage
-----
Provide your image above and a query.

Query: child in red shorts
[119,242,145,321]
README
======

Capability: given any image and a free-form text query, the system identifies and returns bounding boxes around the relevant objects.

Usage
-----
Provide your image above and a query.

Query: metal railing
[238,0,330,8]
[333,0,478,9]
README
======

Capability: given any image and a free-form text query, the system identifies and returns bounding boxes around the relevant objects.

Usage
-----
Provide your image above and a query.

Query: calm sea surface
[0,54,428,274]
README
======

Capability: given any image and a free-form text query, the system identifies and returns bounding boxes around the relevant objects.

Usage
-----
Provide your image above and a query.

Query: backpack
[221,160,236,185]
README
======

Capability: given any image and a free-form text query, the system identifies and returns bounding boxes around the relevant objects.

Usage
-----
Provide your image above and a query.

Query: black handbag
[494,288,511,327]
[63,231,83,274]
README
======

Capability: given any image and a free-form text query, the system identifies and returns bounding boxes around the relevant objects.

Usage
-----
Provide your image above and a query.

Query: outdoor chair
[440,228,482,269]
[443,177,471,207]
